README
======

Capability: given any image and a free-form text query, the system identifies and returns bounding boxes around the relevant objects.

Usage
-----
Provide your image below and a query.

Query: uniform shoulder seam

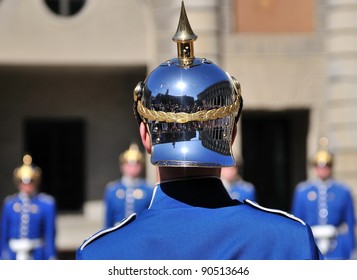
[38,193,55,203]
[4,194,16,202]
[106,179,120,188]
[296,181,311,190]
[79,213,136,251]
[244,199,305,225]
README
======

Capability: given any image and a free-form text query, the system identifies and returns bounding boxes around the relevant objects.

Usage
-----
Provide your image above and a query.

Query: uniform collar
[121,176,142,188]
[149,176,240,209]
[19,191,36,200]
[314,178,334,188]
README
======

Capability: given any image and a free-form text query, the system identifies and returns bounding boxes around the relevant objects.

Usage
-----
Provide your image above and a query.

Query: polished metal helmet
[313,137,333,167]
[13,154,42,184]
[133,2,243,167]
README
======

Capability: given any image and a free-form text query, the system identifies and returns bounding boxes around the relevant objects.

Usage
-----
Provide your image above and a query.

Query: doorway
[241,110,309,211]
[24,118,85,212]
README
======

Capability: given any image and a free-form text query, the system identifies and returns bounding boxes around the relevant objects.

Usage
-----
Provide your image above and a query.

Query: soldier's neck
[158,168,239,208]
[158,167,221,182]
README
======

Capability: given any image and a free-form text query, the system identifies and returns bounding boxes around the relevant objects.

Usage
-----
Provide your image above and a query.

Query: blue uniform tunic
[227,179,256,202]
[291,178,356,259]
[1,192,56,260]
[104,178,153,228]
[78,177,322,260]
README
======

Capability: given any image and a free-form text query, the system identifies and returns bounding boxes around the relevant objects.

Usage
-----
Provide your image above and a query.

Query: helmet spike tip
[172,1,197,65]
[172,1,197,43]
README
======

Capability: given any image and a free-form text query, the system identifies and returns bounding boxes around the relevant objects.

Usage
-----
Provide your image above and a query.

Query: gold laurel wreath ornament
[133,76,243,124]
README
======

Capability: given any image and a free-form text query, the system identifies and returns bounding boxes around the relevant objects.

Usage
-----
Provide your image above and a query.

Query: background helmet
[119,143,144,165]
[313,137,333,167]
[133,2,243,167]
[13,154,42,184]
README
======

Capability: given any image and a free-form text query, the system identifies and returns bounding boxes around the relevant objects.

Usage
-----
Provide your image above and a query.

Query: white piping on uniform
[244,199,306,225]
[79,213,136,251]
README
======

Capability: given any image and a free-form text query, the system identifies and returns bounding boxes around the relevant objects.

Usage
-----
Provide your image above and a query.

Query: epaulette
[296,180,314,191]
[79,213,136,251]
[106,179,120,189]
[240,182,255,191]
[38,193,55,203]
[244,199,305,225]
[4,193,17,202]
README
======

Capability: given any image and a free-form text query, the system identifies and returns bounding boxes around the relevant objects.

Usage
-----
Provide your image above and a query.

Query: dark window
[24,118,85,212]
[241,110,309,211]
[44,0,86,17]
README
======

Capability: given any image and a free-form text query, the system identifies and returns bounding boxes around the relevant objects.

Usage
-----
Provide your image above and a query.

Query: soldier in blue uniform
[221,159,256,202]
[104,143,153,228]
[291,137,356,259]
[1,154,56,260]
[77,2,322,260]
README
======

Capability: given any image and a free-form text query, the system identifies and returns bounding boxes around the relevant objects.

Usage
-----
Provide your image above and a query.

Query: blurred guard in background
[1,154,56,260]
[221,158,256,202]
[291,137,356,259]
[104,143,153,228]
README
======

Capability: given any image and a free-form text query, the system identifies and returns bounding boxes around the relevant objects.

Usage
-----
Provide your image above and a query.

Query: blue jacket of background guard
[78,177,323,260]
[1,192,56,260]
[104,178,153,228]
[228,179,256,202]
[291,178,355,259]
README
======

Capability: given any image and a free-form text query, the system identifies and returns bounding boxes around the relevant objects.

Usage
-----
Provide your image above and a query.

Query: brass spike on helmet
[119,143,144,164]
[13,154,42,184]
[172,1,197,66]
[313,137,333,167]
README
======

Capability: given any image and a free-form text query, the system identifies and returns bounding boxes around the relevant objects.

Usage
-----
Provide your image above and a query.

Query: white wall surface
[0,0,148,65]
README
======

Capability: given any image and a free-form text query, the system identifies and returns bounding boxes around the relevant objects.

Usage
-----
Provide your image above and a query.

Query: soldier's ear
[140,122,152,155]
